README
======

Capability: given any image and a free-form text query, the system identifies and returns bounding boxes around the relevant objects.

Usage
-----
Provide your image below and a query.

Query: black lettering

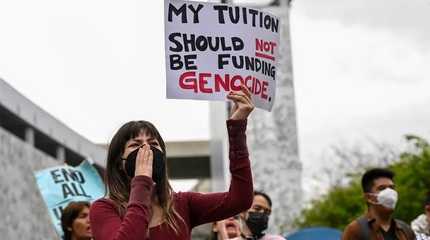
[72,182,91,198]
[61,168,81,182]
[259,11,263,28]
[231,37,244,51]
[213,5,228,24]
[263,61,270,76]
[218,54,230,69]
[229,6,240,24]
[75,171,85,184]
[271,66,276,80]
[220,38,231,51]
[245,56,255,71]
[62,183,75,199]
[207,36,220,51]
[169,54,183,70]
[255,58,262,72]
[272,18,279,33]
[52,206,64,220]
[195,36,208,51]
[50,169,63,184]
[61,169,71,182]
[264,15,272,30]
[183,34,196,52]
[232,55,244,68]
[168,3,187,23]
[242,7,248,24]
[169,33,183,52]
[188,4,204,23]
[184,55,197,70]
[249,9,258,27]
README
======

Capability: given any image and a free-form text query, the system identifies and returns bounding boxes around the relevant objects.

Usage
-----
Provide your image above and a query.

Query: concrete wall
[0,127,59,239]
[0,78,106,166]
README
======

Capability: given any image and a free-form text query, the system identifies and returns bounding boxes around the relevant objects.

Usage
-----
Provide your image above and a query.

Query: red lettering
[261,81,268,100]
[244,76,253,92]
[178,72,270,102]
[256,39,263,52]
[254,77,262,94]
[270,42,277,54]
[231,75,243,91]
[179,71,197,93]
[255,38,277,54]
[198,73,213,93]
[264,42,270,52]
[215,74,230,92]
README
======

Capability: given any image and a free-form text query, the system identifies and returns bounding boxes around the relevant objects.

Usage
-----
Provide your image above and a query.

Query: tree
[296,135,430,230]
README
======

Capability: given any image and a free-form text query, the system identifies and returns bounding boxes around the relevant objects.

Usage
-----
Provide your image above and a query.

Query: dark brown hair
[61,201,90,240]
[361,168,394,193]
[254,190,272,208]
[105,120,183,233]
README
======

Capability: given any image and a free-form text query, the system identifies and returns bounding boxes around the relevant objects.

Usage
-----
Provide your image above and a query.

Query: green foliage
[296,136,430,230]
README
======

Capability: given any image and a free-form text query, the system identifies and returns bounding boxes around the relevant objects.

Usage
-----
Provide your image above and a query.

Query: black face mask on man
[245,211,269,238]
[123,145,165,185]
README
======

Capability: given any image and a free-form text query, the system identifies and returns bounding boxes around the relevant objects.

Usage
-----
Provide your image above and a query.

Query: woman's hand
[227,84,255,120]
[135,144,153,178]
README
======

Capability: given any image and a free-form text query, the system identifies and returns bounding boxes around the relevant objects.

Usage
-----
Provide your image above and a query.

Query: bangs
[117,120,165,151]
[128,122,157,141]
[108,120,166,163]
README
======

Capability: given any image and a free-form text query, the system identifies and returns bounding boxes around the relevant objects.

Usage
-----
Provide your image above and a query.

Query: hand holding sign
[227,84,254,120]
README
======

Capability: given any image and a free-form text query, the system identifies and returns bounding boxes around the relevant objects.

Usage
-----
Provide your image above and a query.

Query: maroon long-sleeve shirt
[90,119,253,240]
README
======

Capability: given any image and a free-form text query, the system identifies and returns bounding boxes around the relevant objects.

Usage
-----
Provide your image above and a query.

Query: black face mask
[246,211,269,238]
[123,145,165,185]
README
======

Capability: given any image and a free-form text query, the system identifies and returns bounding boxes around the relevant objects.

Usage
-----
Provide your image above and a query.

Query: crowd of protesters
[59,86,429,240]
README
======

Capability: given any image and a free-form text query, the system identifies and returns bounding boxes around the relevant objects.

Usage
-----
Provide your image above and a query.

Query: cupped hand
[135,144,153,178]
[227,83,255,120]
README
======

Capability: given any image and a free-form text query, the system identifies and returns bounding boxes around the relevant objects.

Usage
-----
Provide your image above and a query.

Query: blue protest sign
[35,160,105,237]
[286,227,342,240]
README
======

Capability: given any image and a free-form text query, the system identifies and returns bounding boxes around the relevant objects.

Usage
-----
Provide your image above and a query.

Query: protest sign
[164,0,280,111]
[35,160,105,237]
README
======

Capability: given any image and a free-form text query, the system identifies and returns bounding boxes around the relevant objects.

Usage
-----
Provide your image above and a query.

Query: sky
[1,0,429,193]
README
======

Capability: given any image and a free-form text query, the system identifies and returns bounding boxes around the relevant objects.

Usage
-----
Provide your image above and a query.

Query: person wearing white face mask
[411,192,430,239]
[342,168,415,240]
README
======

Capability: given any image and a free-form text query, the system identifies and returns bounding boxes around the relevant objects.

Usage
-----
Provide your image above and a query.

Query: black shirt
[381,222,398,240]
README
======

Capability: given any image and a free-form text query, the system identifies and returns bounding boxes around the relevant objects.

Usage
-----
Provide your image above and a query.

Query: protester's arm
[186,118,253,227]
[89,176,153,240]
[184,85,254,227]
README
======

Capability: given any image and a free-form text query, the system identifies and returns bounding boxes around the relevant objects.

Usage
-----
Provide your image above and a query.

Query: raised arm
[187,84,255,227]
[89,176,154,240]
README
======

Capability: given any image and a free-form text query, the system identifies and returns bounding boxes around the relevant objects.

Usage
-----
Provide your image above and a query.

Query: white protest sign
[164,0,280,111]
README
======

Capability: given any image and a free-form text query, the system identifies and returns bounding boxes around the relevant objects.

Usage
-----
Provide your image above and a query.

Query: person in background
[342,168,415,240]
[411,192,430,239]
[238,191,285,240]
[212,216,241,240]
[61,201,93,240]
